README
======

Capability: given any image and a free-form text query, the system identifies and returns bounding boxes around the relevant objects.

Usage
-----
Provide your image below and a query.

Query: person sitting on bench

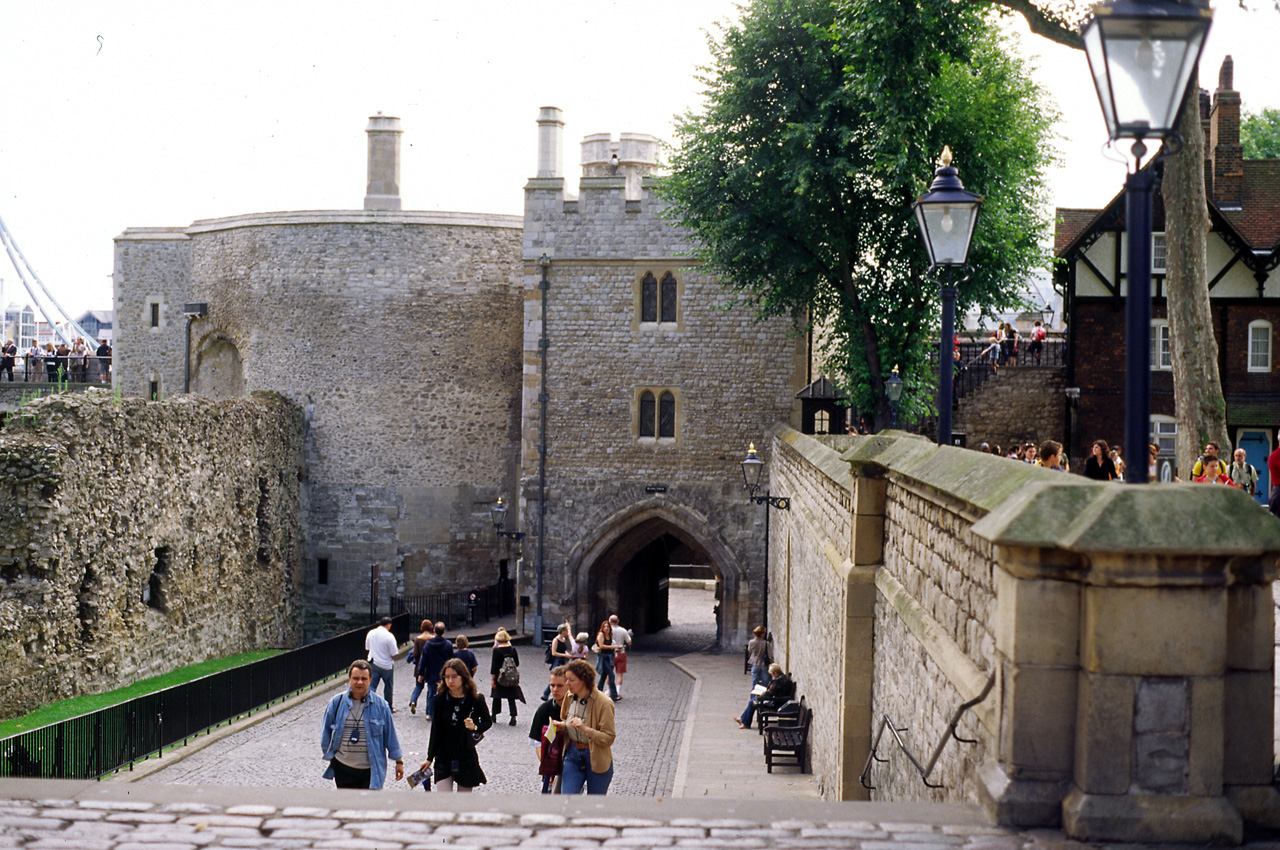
[736,663,794,730]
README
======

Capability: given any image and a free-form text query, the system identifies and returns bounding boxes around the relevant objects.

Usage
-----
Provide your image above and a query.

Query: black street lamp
[490,497,526,541]
[1081,0,1211,483]
[913,147,983,446]
[741,443,790,629]
[885,366,904,429]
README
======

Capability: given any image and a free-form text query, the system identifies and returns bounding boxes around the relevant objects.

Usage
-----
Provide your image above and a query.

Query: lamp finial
[939,146,953,168]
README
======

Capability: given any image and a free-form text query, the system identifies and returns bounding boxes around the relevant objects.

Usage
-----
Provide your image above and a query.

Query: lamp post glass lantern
[491,497,526,541]
[885,366,904,429]
[1081,0,1211,484]
[913,146,982,447]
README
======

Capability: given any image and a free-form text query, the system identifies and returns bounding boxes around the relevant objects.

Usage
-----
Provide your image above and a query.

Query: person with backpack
[413,622,454,719]
[1028,320,1047,365]
[1192,441,1231,484]
[490,628,525,726]
[1229,448,1259,495]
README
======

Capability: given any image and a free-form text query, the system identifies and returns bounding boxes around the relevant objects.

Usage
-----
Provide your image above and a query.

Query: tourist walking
[490,628,525,725]
[1229,448,1259,495]
[406,620,432,713]
[594,619,621,701]
[529,666,569,793]
[543,623,574,700]
[1192,441,1230,483]
[453,635,478,678]
[608,614,632,696]
[44,343,58,382]
[572,632,591,663]
[319,660,404,789]
[414,622,453,719]
[421,658,492,792]
[1083,440,1118,481]
[1269,440,1280,517]
[96,339,112,383]
[746,625,772,689]
[25,342,42,382]
[1037,440,1064,471]
[1028,319,1046,365]
[364,617,398,709]
[560,658,616,795]
[0,340,15,382]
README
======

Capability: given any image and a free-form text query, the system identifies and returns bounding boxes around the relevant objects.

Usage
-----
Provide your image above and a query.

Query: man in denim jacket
[321,660,404,789]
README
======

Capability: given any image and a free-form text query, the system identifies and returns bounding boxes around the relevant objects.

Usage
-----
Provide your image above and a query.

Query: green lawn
[0,649,283,740]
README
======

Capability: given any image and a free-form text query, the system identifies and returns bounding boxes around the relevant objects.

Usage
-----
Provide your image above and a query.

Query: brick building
[1055,56,1280,487]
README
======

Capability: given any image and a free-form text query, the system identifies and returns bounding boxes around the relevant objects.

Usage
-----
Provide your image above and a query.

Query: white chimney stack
[364,113,403,211]
[536,107,565,179]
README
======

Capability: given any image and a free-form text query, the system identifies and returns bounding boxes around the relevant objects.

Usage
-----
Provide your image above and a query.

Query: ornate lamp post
[490,497,526,541]
[1081,0,1211,482]
[885,366,904,429]
[741,443,790,628]
[913,147,983,446]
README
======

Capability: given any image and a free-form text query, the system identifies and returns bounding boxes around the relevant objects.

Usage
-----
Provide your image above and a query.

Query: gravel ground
[139,588,718,797]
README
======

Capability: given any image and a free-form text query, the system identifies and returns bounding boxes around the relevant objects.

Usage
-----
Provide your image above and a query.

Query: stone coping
[770,423,855,493]
[118,210,523,240]
[0,777,988,827]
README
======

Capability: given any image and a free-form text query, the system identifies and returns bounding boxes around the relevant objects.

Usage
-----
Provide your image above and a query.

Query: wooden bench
[763,696,810,773]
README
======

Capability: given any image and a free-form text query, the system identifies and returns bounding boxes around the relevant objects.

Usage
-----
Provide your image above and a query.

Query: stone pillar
[536,107,564,179]
[971,481,1280,843]
[841,471,884,800]
[363,113,402,211]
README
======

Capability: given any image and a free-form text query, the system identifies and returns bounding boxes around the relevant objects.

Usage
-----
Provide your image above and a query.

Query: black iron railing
[0,614,411,780]
[390,579,514,631]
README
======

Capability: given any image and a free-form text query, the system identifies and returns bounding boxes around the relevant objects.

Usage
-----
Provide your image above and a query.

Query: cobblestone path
[137,589,717,797]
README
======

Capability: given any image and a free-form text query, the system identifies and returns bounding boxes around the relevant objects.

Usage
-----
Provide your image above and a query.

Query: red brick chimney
[1209,56,1243,209]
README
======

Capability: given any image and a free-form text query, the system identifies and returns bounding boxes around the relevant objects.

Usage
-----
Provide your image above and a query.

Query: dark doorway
[585,518,718,639]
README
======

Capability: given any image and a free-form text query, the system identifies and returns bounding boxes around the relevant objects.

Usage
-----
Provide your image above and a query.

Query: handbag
[538,724,568,777]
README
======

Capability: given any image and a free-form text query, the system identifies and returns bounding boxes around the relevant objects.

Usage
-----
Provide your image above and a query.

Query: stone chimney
[580,132,660,199]
[364,113,403,211]
[1210,56,1243,209]
[536,107,565,179]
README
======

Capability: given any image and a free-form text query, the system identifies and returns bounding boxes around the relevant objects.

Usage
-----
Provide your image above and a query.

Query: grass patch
[0,649,283,740]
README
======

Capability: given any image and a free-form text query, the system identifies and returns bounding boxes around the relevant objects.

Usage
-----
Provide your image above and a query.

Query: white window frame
[1150,320,1171,371]
[1151,232,1167,273]
[1248,320,1272,373]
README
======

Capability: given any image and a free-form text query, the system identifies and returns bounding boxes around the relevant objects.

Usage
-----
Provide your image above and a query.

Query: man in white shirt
[365,617,399,711]
[608,614,632,697]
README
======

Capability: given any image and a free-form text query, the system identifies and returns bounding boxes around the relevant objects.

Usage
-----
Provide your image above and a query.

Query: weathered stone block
[1188,677,1224,797]
[1081,585,1226,676]
[1223,669,1274,786]
[1226,583,1273,671]
[994,569,1078,666]
[1074,673,1134,794]
[852,477,885,516]
[999,664,1076,778]
[1062,788,1242,844]
[851,515,884,566]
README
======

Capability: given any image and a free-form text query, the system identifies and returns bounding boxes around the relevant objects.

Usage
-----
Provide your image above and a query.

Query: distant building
[77,310,113,342]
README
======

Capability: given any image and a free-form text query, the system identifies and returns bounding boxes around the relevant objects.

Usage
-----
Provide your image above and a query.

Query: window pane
[639,392,655,437]
[1250,325,1270,370]
[641,273,657,322]
[815,410,829,434]
[1161,326,1171,368]
[660,273,677,323]
[659,392,675,438]
[1152,233,1167,272]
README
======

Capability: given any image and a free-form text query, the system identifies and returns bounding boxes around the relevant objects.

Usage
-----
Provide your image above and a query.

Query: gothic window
[639,391,656,437]
[658,391,675,438]
[660,273,677,323]
[641,273,658,323]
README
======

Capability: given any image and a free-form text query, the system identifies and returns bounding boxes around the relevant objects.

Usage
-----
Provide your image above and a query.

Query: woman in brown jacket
[559,659,615,794]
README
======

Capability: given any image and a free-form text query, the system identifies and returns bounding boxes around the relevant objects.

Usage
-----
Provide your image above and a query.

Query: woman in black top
[423,658,492,791]
[1083,439,1118,481]
[490,628,525,725]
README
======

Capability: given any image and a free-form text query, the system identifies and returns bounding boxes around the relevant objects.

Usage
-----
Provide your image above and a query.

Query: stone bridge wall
[0,391,304,719]
[769,424,1280,843]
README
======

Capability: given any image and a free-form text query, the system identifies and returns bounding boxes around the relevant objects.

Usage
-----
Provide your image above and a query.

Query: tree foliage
[663,0,1057,425]
[1242,107,1280,159]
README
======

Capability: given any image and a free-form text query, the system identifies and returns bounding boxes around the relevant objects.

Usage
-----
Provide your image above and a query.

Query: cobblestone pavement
[134,589,717,797]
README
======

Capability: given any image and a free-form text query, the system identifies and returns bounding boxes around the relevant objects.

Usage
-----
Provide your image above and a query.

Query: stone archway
[565,500,747,650]
[191,332,245,398]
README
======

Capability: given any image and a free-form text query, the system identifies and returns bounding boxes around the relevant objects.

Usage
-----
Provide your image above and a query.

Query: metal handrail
[859,672,995,790]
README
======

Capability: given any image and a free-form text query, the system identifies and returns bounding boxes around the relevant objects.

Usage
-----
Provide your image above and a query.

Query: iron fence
[0,613,411,780]
[390,579,514,631]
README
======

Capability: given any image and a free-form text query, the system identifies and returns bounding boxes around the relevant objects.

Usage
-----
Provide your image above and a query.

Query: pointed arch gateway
[565,499,747,648]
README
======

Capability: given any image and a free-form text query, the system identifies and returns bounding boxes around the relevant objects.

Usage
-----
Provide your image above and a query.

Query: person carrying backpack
[1229,448,1259,495]
[490,628,525,726]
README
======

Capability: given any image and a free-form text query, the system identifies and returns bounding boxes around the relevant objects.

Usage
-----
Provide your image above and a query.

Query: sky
[1,1,1278,317]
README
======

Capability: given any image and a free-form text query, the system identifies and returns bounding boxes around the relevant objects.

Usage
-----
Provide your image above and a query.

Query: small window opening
[146,546,170,611]
[150,303,160,327]
[317,557,330,585]
[148,381,159,401]
[639,391,656,437]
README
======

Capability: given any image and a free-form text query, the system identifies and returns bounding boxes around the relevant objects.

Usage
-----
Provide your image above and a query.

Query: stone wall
[114,212,525,615]
[521,165,806,647]
[0,391,303,719]
[953,365,1065,452]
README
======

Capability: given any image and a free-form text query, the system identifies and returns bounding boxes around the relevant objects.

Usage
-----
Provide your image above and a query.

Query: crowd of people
[321,614,632,795]
[0,337,111,383]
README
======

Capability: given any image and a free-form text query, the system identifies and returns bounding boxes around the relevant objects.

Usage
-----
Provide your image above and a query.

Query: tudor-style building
[1055,56,1280,492]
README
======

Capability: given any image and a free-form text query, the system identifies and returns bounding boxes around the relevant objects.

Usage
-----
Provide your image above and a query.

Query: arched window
[641,273,658,323]
[659,391,676,438]
[1248,320,1272,373]
[639,391,656,437]
[660,273,678,323]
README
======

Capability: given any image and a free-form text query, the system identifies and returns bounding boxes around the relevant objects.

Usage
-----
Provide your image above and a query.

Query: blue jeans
[409,679,425,708]
[750,665,769,689]
[369,664,394,704]
[596,654,617,699]
[739,695,758,729]
[560,746,612,794]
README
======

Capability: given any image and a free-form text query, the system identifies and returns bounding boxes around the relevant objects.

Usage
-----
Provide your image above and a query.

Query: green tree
[1242,107,1280,159]
[663,0,1057,426]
